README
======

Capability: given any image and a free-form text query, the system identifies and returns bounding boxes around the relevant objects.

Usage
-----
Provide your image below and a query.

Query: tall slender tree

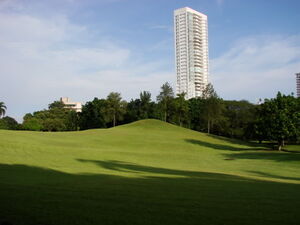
[139,91,152,119]
[157,82,174,122]
[105,92,127,127]
[0,102,7,118]
[174,93,189,127]
[201,83,223,134]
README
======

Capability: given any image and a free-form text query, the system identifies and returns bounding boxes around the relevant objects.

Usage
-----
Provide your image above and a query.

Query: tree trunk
[164,110,167,122]
[207,120,210,134]
[113,114,116,127]
[278,140,284,151]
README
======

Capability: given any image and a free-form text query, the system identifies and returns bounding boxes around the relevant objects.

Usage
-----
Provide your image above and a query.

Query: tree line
[1,83,300,150]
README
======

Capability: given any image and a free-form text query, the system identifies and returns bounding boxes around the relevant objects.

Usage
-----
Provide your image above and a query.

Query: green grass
[284,144,300,152]
[0,119,300,225]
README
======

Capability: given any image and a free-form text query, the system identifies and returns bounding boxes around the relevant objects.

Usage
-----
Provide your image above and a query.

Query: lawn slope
[0,119,300,225]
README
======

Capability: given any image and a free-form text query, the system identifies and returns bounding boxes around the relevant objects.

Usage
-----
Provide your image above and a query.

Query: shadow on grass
[207,134,270,148]
[0,162,300,225]
[77,159,242,180]
[225,151,300,162]
[185,139,267,151]
[247,170,300,181]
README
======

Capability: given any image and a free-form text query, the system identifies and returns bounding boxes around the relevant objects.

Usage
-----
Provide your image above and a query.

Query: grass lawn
[284,145,300,152]
[0,119,299,225]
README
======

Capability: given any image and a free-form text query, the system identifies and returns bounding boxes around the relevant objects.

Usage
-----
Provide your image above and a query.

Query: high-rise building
[174,7,209,99]
[296,73,300,98]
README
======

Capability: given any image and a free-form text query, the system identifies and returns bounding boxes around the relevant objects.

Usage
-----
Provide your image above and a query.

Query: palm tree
[0,102,6,118]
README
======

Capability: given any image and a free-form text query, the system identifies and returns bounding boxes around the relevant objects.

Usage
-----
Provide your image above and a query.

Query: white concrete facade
[296,73,300,98]
[174,7,209,99]
[60,97,82,112]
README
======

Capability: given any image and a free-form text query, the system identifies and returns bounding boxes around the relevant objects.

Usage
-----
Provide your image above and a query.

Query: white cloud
[0,10,173,121]
[211,35,300,102]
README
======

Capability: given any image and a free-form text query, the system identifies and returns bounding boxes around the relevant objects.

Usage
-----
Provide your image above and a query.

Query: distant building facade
[296,73,300,98]
[60,97,82,112]
[174,7,209,99]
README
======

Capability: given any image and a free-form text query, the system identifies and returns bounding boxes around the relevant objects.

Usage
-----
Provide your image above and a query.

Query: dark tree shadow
[77,159,243,181]
[282,149,300,153]
[225,151,300,162]
[185,139,267,151]
[0,162,300,225]
[207,134,271,149]
[247,170,300,181]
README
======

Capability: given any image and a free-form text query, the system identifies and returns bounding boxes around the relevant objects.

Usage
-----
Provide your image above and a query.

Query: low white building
[60,97,82,112]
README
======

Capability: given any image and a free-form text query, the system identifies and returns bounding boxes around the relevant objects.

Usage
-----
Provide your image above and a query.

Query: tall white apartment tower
[296,73,300,98]
[174,7,209,99]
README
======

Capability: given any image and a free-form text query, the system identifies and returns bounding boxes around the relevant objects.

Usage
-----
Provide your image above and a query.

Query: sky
[1,0,300,121]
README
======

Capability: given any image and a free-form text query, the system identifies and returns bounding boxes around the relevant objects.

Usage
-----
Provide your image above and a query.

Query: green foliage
[48,101,65,109]
[188,97,206,131]
[124,99,141,123]
[16,83,300,149]
[105,92,127,127]
[43,118,66,131]
[201,83,224,134]
[0,116,19,130]
[172,93,189,127]
[79,98,107,130]
[124,91,156,123]
[255,92,300,150]
[157,82,174,122]
[139,91,152,119]
[67,110,79,131]
[22,115,44,131]
[222,100,256,139]
[22,100,79,131]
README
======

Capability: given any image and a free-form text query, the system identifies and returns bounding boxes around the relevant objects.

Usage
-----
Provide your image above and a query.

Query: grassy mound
[0,119,299,225]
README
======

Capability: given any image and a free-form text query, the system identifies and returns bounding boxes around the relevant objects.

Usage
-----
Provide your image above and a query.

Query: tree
[79,98,107,130]
[124,99,140,123]
[105,92,127,127]
[0,102,7,118]
[43,118,66,131]
[188,98,206,131]
[66,110,79,131]
[48,101,65,109]
[22,100,79,131]
[201,83,223,134]
[139,91,152,119]
[173,93,189,127]
[255,92,300,150]
[22,113,44,131]
[222,100,256,139]
[157,82,174,122]
[0,116,19,130]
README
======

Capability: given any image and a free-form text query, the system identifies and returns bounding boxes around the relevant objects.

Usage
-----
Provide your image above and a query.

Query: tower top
[174,7,207,18]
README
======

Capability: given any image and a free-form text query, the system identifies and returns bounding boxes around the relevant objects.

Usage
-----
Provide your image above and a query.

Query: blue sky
[1,0,300,121]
